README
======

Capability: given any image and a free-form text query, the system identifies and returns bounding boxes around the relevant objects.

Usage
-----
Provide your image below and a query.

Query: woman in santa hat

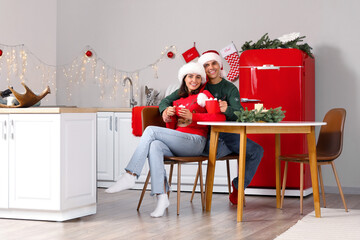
[106,62,225,218]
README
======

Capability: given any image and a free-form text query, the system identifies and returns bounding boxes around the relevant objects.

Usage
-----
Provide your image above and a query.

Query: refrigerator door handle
[256,64,280,70]
[241,98,261,103]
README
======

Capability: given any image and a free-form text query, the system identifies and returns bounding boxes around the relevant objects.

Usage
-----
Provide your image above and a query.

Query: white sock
[150,194,170,218]
[105,172,136,193]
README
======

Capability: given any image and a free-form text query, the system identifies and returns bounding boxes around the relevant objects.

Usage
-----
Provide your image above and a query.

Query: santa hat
[178,62,207,84]
[198,50,227,77]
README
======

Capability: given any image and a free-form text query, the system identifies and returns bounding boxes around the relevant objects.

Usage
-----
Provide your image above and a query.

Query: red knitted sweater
[166,90,225,137]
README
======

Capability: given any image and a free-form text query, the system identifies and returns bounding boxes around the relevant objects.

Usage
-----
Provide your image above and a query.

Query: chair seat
[279,153,336,163]
[165,154,239,163]
[164,156,208,163]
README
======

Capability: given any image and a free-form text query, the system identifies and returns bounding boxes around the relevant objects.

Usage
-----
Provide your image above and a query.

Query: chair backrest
[316,108,346,160]
[141,107,166,133]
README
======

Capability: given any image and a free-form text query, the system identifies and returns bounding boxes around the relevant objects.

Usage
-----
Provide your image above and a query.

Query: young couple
[106,50,264,218]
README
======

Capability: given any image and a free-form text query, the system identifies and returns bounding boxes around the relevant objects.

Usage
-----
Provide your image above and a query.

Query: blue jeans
[203,132,264,189]
[125,126,206,195]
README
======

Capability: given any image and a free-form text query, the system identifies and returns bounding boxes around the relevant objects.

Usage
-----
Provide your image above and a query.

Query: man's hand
[218,100,228,113]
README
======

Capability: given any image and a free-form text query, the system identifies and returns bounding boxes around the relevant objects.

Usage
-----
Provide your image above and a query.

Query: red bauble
[167,51,174,58]
[0,49,3,57]
[85,50,93,57]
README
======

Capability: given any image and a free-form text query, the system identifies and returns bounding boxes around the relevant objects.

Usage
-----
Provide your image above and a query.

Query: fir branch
[240,33,314,58]
[234,107,286,123]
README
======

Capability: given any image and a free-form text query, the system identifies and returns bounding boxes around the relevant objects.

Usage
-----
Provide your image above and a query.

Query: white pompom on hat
[198,50,227,78]
[178,62,207,84]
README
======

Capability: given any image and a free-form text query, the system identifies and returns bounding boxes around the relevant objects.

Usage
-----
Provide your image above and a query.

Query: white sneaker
[105,173,136,193]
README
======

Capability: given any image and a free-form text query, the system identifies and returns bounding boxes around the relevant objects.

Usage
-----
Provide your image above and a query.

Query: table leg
[237,127,246,222]
[307,126,321,218]
[205,128,219,211]
[275,134,281,208]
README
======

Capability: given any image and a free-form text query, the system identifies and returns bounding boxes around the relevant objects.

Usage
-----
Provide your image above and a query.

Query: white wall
[1,0,359,192]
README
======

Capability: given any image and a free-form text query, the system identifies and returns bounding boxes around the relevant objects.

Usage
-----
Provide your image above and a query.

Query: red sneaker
[229,181,238,205]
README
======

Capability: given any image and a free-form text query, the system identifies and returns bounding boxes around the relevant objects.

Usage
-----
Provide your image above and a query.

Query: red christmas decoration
[0,49,3,57]
[182,43,199,63]
[85,50,93,57]
[167,51,174,59]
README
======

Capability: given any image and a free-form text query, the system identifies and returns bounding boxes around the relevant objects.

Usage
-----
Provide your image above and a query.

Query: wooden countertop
[0,107,133,114]
[95,108,132,112]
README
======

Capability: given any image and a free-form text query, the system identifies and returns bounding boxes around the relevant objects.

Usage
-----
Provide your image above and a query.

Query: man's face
[203,60,221,80]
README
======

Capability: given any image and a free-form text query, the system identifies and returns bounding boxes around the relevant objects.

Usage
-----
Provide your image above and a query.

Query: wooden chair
[280,108,348,214]
[136,107,239,215]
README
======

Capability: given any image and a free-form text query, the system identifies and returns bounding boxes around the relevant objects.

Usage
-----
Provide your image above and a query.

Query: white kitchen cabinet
[0,115,9,208]
[0,111,97,221]
[97,112,143,187]
[97,112,115,181]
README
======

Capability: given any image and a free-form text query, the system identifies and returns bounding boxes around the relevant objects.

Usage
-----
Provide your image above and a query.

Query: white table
[198,121,326,222]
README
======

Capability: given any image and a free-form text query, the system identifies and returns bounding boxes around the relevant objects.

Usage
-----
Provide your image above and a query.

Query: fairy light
[6,50,11,84]
[0,43,177,106]
[78,55,86,83]
[152,64,159,79]
[20,49,27,81]
[11,48,17,74]
[132,72,140,98]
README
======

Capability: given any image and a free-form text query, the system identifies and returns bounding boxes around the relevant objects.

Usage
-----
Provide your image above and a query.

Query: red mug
[205,100,221,114]
[176,106,185,116]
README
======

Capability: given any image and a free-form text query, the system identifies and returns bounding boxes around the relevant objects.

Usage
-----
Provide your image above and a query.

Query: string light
[0,43,177,105]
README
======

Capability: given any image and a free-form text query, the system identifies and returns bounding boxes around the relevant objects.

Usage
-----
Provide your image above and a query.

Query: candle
[254,103,263,112]
[7,96,16,106]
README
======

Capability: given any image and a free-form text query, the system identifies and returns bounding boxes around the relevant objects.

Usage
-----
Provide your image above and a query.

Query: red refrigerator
[239,49,315,195]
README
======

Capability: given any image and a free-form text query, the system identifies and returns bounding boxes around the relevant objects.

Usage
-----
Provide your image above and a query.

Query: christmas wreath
[240,32,313,58]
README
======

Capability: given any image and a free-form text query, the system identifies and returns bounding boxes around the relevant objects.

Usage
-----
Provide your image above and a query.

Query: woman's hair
[178,74,201,98]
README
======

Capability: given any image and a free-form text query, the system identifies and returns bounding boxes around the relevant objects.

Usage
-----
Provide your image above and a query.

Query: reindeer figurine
[0,82,50,108]
[145,86,160,106]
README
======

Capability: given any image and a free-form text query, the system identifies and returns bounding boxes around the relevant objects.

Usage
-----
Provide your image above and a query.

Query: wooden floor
[0,189,359,240]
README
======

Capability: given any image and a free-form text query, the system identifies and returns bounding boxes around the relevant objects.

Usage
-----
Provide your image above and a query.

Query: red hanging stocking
[220,43,240,82]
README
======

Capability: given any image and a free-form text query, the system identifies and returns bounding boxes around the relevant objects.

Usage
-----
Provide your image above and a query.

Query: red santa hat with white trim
[198,50,227,78]
[178,62,207,84]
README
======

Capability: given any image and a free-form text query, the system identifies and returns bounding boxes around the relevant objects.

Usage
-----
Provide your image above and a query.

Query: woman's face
[184,73,202,92]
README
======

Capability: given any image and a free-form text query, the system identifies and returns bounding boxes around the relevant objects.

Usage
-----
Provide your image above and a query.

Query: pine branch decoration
[241,33,314,58]
[234,107,286,123]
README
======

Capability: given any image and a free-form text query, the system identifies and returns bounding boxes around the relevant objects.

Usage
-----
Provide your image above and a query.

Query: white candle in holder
[6,96,16,106]
[254,103,263,112]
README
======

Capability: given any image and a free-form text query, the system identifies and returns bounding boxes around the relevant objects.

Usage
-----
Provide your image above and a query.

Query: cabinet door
[61,113,97,209]
[114,112,142,181]
[97,112,114,180]
[0,115,9,208]
[8,114,61,210]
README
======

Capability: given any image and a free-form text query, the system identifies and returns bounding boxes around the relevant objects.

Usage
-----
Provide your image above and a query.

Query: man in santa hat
[159,50,264,204]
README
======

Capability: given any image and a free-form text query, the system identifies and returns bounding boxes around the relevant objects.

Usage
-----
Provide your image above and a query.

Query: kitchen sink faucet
[122,77,137,108]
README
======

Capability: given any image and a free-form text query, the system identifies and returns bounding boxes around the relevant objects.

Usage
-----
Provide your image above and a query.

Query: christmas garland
[240,33,314,58]
[234,107,286,123]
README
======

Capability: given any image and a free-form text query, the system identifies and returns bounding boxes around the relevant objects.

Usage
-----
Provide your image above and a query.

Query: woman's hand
[178,108,193,120]
[218,100,228,113]
[162,106,176,122]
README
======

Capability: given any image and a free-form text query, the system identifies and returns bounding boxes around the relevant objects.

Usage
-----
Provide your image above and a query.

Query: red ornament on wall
[0,49,3,57]
[167,51,174,59]
[85,50,93,57]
